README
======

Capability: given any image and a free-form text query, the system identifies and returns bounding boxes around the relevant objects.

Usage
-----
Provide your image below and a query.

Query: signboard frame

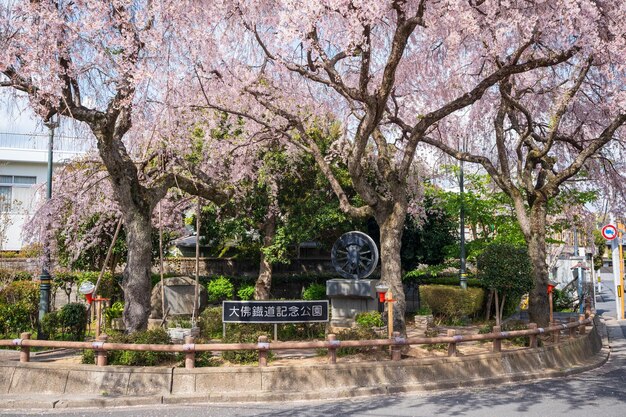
[222,300,329,324]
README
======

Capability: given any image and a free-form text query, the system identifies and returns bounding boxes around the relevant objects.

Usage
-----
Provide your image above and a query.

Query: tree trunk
[527,203,550,327]
[255,212,276,300]
[485,289,494,321]
[121,209,153,332]
[377,200,408,336]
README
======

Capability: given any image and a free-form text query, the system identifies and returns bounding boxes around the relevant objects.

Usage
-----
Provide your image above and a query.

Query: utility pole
[38,117,57,339]
[573,226,584,314]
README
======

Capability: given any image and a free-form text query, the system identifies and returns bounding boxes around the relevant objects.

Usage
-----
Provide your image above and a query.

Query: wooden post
[551,321,560,343]
[19,332,31,363]
[327,334,337,365]
[492,326,501,353]
[447,329,457,357]
[549,291,554,324]
[569,317,577,338]
[528,323,538,348]
[387,290,394,338]
[95,334,108,367]
[391,331,402,361]
[184,336,195,369]
[95,296,102,337]
[258,335,269,367]
[578,314,586,335]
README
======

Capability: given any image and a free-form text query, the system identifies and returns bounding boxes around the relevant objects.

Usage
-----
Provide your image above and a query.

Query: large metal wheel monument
[331,231,379,280]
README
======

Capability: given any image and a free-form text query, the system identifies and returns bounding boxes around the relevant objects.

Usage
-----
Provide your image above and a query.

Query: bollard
[528,323,538,348]
[447,329,457,357]
[578,314,586,335]
[327,334,338,365]
[95,334,108,366]
[391,331,402,361]
[569,317,577,338]
[551,322,560,343]
[19,332,31,363]
[258,335,269,367]
[184,336,195,369]
[492,326,501,353]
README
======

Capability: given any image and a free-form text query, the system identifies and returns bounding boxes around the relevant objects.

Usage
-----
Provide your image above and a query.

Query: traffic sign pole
[614,223,626,319]
[610,215,624,320]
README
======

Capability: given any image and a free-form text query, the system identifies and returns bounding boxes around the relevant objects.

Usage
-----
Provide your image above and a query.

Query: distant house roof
[171,235,209,248]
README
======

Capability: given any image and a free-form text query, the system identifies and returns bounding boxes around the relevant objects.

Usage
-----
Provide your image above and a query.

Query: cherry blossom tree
[421,2,626,325]
[182,0,590,332]
[0,1,232,331]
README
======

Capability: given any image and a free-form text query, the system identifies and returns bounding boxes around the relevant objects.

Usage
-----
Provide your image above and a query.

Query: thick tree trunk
[121,209,153,332]
[377,200,408,336]
[255,213,276,300]
[527,203,550,327]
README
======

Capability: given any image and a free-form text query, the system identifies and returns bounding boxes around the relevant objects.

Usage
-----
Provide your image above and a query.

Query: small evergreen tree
[477,243,533,325]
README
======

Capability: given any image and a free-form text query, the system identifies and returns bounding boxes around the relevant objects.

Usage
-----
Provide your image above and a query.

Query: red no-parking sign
[602,224,618,240]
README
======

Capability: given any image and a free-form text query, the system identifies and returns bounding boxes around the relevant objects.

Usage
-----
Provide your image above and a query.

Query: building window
[0,176,37,212]
[0,175,37,186]
[0,186,11,211]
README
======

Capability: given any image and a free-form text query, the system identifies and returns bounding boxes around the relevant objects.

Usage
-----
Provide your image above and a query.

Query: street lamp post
[459,138,467,290]
[37,118,57,339]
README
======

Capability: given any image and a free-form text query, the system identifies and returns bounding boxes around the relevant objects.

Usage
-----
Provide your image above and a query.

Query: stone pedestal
[326,278,380,328]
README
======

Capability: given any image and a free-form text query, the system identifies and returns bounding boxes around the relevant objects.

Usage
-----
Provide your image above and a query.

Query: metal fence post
[492,326,502,353]
[447,329,457,357]
[95,334,108,366]
[327,334,338,365]
[528,323,538,348]
[258,335,269,367]
[184,336,195,369]
[20,332,31,363]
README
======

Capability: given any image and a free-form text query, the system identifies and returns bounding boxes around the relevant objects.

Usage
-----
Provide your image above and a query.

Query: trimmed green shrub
[334,327,383,357]
[302,283,327,300]
[221,324,273,364]
[198,307,223,339]
[404,274,483,287]
[58,302,87,340]
[420,285,485,321]
[355,311,384,328]
[41,311,61,339]
[206,276,234,303]
[0,280,39,335]
[237,285,255,301]
[82,328,174,366]
[278,323,326,341]
[0,302,34,337]
[477,243,533,323]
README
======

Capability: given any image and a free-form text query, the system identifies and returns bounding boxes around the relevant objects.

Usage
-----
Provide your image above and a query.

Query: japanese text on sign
[222,300,329,323]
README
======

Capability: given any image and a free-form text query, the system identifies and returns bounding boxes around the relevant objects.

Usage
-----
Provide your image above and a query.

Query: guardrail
[0,315,592,369]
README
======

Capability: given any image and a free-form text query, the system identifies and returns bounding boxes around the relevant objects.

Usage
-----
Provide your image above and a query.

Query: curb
[0,345,610,410]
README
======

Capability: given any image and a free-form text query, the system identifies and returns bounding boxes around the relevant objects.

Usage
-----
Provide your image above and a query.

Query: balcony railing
[0,132,94,153]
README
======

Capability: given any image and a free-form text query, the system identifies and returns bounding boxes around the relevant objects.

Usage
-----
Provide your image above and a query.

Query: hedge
[420,284,485,320]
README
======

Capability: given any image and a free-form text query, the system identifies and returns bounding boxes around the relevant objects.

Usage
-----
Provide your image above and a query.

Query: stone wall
[159,257,335,277]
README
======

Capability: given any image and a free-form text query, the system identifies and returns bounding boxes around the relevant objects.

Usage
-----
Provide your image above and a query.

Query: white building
[0,132,91,251]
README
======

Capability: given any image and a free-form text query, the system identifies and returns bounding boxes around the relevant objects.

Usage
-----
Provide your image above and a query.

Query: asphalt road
[4,283,624,417]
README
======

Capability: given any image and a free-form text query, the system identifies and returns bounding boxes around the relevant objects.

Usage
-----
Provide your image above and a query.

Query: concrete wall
[0,323,605,399]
